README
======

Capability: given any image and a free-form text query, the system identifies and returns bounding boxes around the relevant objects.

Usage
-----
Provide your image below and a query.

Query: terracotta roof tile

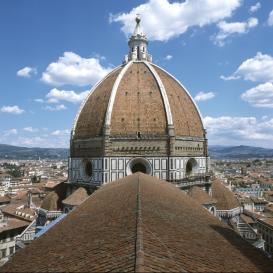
[0,196,11,203]
[62,187,88,206]
[0,218,29,233]
[73,62,205,140]
[188,186,216,205]
[241,213,255,224]
[2,174,273,272]
[212,179,240,210]
[110,62,168,135]
[40,192,59,211]
[74,67,122,139]
[153,65,204,137]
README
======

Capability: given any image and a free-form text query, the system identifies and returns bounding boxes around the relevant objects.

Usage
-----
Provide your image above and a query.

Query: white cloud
[110,0,242,41]
[220,75,240,81]
[268,9,273,26]
[0,128,70,148]
[241,82,273,108]
[213,17,258,46]
[23,127,39,133]
[249,2,261,13]
[51,129,70,136]
[46,88,89,104]
[17,66,37,78]
[0,105,25,114]
[164,55,173,60]
[221,52,273,82]
[35,99,44,103]
[13,136,69,148]
[44,104,67,112]
[204,116,273,147]
[3,129,18,137]
[194,91,215,102]
[41,52,112,86]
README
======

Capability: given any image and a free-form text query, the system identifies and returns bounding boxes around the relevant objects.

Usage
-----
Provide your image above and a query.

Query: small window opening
[85,161,93,177]
[137,46,140,59]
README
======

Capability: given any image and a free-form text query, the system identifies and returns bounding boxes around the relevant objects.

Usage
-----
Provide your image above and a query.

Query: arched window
[186,158,198,176]
[126,157,152,175]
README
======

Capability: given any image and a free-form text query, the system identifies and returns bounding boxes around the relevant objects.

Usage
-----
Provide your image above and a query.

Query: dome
[73,61,204,140]
[212,179,240,210]
[41,192,59,211]
[68,16,209,187]
[62,187,88,207]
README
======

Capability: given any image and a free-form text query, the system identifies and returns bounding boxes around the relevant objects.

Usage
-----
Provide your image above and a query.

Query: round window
[85,160,93,177]
[132,162,147,174]
[185,158,198,176]
[126,157,152,176]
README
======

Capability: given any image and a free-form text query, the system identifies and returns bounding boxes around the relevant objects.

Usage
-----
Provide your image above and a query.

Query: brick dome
[72,61,204,140]
[68,16,209,187]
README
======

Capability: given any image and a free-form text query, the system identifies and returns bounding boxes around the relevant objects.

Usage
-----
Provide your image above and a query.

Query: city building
[257,218,273,257]
[0,211,28,266]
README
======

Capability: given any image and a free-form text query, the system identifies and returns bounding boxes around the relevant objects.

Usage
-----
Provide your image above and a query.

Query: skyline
[1,0,273,148]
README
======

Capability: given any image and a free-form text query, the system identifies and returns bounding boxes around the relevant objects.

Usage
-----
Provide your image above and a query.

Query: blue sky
[0,0,273,148]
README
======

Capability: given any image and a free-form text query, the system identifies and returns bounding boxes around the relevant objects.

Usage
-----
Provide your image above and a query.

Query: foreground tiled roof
[212,179,240,210]
[2,173,273,272]
[62,187,88,206]
[188,186,216,205]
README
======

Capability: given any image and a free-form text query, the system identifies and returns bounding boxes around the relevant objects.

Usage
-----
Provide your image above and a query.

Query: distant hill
[209,145,273,159]
[0,144,69,160]
[0,144,272,160]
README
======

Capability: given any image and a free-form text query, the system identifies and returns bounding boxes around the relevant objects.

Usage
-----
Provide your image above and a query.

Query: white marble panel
[118,159,124,170]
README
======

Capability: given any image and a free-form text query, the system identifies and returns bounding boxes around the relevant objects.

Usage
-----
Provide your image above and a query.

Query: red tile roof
[2,173,273,272]
[212,179,240,210]
[40,192,59,211]
[62,187,88,206]
[0,218,29,233]
[0,196,11,203]
[188,186,216,205]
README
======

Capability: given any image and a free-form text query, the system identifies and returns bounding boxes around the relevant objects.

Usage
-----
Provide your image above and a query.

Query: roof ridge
[135,174,145,272]
[104,61,133,130]
[144,61,173,128]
